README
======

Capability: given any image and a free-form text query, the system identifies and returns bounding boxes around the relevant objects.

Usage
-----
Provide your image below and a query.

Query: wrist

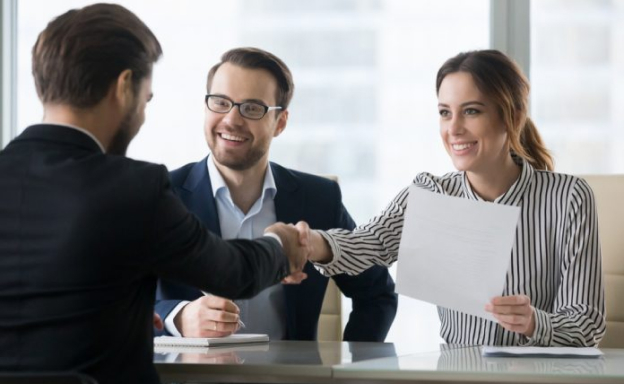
[166,301,190,337]
[310,230,333,263]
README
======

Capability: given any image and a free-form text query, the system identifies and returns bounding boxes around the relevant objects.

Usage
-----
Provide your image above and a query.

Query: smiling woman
[307,49,606,347]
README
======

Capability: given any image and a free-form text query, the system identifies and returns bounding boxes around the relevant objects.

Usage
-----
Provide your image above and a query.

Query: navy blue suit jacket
[156,158,397,341]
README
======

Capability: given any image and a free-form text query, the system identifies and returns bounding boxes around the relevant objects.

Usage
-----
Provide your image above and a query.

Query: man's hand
[154,313,164,331]
[485,295,536,337]
[174,295,241,338]
[265,221,310,284]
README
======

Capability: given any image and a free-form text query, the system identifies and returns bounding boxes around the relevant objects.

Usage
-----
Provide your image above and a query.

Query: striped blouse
[317,157,606,346]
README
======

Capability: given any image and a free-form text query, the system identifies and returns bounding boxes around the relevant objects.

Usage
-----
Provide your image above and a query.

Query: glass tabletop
[334,346,624,383]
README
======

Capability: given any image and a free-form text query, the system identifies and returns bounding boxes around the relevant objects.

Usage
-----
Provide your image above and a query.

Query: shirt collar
[461,154,534,206]
[42,122,106,153]
[206,154,277,200]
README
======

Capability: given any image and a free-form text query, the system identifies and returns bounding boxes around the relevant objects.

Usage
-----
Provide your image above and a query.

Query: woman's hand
[485,295,535,337]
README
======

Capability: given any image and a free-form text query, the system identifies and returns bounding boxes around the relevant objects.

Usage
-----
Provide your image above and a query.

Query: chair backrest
[0,372,98,384]
[581,175,624,348]
[317,278,343,341]
[316,175,343,341]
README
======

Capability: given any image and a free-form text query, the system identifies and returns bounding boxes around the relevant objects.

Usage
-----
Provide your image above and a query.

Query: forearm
[312,223,402,276]
[526,305,605,347]
[312,186,408,276]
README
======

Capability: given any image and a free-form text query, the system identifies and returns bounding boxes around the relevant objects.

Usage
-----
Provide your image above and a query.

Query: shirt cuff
[264,232,283,247]
[164,301,190,337]
[311,230,343,276]
[521,307,553,346]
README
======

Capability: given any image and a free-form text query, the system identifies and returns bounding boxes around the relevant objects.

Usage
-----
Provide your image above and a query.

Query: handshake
[264,221,331,284]
[170,223,334,338]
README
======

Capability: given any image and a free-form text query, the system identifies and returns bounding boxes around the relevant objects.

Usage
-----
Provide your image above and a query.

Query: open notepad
[154,333,269,348]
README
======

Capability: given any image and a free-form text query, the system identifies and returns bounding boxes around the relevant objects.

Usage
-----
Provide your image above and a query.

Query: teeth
[452,143,474,151]
[221,133,245,142]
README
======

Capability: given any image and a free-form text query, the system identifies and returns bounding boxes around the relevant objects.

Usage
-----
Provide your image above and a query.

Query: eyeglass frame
[205,94,283,120]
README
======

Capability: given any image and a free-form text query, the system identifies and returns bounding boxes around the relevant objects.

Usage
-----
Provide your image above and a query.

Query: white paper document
[154,333,269,348]
[482,346,603,358]
[396,186,520,321]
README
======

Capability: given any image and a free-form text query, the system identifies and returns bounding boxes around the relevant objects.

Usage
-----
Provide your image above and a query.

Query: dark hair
[32,3,163,108]
[436,50,554,171]
[206,47,294,111]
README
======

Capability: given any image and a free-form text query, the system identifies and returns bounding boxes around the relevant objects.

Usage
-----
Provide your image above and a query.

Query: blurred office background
[3,0,623,352]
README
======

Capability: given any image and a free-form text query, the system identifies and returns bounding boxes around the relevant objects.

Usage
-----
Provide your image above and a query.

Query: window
[17,0,489,348]
[531,0,624,173]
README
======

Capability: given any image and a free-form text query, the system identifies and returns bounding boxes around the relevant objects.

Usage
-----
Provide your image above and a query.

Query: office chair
[582,175,624,348]
[316,175,343,342]
[0,372,97,384]
[318,278,343,341]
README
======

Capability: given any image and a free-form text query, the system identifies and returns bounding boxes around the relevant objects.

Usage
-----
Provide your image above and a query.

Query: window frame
[1,0,18,149]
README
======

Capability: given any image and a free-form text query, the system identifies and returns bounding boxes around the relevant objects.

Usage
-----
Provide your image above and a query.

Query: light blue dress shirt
[165,156,287,339]
[207,156,287,340]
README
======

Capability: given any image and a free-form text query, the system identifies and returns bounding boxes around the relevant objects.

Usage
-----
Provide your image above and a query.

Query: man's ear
[274,110,288,137]
[114,69,134,108]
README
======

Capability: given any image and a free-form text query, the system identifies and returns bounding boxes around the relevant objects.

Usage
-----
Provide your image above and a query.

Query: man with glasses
[155,47,397,341]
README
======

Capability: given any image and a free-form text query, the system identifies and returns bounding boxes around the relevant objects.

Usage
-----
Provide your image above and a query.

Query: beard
[212,144,267,171]
[108,103,139,156]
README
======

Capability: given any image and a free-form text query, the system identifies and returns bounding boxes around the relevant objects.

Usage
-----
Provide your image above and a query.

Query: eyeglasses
[205,94,282,120]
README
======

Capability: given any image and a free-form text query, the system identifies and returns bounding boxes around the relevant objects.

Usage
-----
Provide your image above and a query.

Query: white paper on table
[482,346,603,358]
[396,185,520,321]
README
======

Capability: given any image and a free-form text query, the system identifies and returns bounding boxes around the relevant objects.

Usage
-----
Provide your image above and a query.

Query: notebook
[154,333,269,348]
[154,342,270,355]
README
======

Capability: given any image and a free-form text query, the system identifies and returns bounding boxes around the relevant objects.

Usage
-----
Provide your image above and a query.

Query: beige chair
[582,175,624,347]
[316,175,343,342]
[317,278,343,341]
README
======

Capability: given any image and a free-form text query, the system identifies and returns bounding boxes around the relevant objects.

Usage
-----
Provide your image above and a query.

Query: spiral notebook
[154,334,269,348]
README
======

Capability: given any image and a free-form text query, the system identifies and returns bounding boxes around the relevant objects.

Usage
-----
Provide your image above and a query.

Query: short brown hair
[206,47,294,110]
[436,50,554,171]
[32,3,163,108]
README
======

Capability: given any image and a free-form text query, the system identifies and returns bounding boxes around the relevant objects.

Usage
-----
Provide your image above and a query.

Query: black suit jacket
[0,125,289,384]
[156,158,397,341]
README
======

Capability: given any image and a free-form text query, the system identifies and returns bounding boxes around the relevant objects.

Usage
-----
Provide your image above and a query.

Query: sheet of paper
[482,346,603,358]
[396,185,520,321]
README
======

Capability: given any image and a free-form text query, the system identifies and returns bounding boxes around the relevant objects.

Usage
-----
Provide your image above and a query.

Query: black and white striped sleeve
[314,186,410,276]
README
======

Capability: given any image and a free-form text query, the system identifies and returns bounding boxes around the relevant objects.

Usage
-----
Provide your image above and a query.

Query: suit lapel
[181,157,222,236]
[272,163,304,224]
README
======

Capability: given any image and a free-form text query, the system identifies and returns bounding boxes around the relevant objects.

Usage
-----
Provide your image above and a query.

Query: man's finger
[295,221,310,246]
[282,272,308,284]
[205,295,240,314]
[153,313,164,330]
